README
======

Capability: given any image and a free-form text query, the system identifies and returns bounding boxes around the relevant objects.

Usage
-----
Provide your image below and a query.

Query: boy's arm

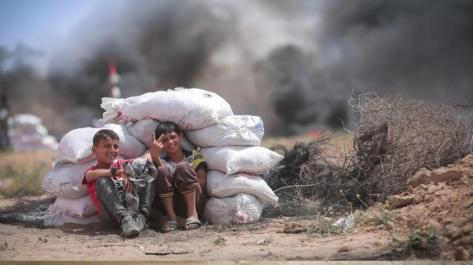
[84,168,123,183]
[196,167,207,190]
[151,155,163,168]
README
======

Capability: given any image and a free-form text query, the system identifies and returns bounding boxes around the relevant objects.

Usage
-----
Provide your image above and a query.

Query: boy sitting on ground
[82,129,152,238]
[150,122,208,232]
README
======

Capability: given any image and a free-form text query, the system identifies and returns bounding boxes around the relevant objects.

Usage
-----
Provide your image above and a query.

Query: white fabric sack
[201,146,283,175]
[44,211,99,227]
[186,115,264,147]
[102,123,146,158]
[126,119,195,150]
[126,119,160,147]
[54,125,145,165]
[42,161,95,199]
[48,195,96,218]
[11,114,42,133]
[101,88,233,129]
[54,127,98,165]
[206,170,278,206]
[204,193,263,225]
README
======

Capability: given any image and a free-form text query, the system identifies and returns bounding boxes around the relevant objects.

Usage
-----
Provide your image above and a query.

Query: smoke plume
[2,0,473,137]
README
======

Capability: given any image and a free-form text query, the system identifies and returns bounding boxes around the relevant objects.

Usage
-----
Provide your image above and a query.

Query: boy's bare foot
[184,216,202,230]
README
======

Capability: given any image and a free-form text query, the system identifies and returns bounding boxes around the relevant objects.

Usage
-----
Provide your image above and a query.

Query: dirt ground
[0,210,396,261]
[1,153,472,261]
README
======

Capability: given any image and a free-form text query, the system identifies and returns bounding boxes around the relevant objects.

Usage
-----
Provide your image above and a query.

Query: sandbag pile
[8,114,58,151]
[103,87,282,225]
[42,87,281,226]
[193,116,281,224]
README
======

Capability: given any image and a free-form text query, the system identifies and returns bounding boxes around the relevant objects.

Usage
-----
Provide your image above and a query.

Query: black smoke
[317,0,473,101]
[2,0,473,137]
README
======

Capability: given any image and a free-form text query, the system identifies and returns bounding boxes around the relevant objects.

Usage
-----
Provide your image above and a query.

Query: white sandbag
[186,115,264,147]
[11,114,42,131]
[101,88,233,129]
[204,193,263,225]
[127,119,160,147]
[126,119,196,152]
[47,195,96,218]
[54,125,145,165]
[102,123,146,158]
[206,170,278,206]
[41,135,58,150]
[54,127,98,165]
[44,211,99,227]
[42,161,95,199]
[201,146,283,175]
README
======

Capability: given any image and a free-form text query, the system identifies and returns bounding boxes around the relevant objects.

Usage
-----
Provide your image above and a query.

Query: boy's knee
[157,166,171,178]
[96,176,112,190]
[174,162,192,175]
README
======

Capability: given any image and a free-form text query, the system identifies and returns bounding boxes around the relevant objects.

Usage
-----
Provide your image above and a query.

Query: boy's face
[159,131,182,155]
[92,137,119,165]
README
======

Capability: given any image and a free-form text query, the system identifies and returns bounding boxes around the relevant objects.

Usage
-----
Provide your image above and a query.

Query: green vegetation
[307,214,343,237]
[391,230,438,257]
[377,211,393,225]
[0,151,53,198]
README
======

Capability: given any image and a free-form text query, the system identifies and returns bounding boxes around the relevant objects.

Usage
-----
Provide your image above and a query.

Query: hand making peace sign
[150,132,164,166]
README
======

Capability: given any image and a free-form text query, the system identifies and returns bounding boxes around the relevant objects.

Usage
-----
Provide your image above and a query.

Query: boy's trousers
[151,162,207,220]
[95,176,153,227]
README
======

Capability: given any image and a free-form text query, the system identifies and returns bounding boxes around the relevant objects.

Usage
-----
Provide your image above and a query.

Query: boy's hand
[125,177,134,192]
[116,169,124,176]
[150,133,164,160]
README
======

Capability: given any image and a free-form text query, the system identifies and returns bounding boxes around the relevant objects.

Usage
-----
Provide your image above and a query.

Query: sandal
[184,216,202,230]
[161,220,177,233]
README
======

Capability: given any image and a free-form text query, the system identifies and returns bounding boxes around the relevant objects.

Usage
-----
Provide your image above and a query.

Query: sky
[0,0,99,49]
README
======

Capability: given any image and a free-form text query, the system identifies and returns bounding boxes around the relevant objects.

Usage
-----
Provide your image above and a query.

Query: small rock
[408,168,431,188]
[283,223,306,234]
[389,194,416,208]
[0,242,8,251]
[256,237,272,245]
[384,221,394,230]
[406,218,417,228]
[454,247,470,260]
[459,154,473,167]
[431,168,463,184]
[427,220,443,233]
[462,197,473,209]
[171,249,189,255]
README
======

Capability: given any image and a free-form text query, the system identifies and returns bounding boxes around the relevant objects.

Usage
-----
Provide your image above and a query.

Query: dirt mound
[383,154,473,260]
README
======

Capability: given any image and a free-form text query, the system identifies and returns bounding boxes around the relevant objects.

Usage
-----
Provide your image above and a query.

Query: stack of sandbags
[42,87,282,226]
[8,114,58,151]
[104,88,282,225]
[189,115,282,224]
[42,87,232,226]
[42,124,146,226]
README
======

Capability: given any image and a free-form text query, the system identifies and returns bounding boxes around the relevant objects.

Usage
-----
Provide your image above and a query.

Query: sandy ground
[0,214,395,261]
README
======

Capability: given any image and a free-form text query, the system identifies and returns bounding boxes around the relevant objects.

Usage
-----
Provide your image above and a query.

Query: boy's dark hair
[93,129,120,146]
[155,121,182,139]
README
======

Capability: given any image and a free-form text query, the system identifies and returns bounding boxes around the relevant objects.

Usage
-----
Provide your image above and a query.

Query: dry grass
[0,151,54,198]
[264,94,473,217]
[349,94,473,197]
